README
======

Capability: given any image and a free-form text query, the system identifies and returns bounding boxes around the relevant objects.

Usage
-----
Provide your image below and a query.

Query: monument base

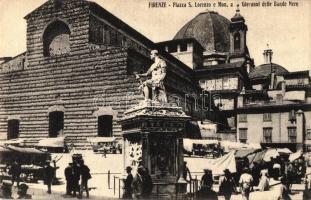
[120,101,190,198]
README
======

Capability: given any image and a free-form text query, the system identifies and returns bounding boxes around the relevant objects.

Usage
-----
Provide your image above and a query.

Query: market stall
[0,145,50,183]
[87,137,122,154]
[183,139,220,158]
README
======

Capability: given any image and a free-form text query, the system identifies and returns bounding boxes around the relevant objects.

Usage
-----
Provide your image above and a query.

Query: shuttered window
[263,113,272,121]
[239,114,247,122]
[239,128,247,143]
[263,128,272,143]
[288,127,297,143]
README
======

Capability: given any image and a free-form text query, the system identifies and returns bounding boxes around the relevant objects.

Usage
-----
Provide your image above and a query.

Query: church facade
[0,0,203,148]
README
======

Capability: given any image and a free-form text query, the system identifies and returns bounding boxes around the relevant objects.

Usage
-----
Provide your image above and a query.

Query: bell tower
[229,5,248,55]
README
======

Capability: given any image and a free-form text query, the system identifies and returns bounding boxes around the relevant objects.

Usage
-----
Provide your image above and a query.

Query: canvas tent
[245,148,293,167]
[289,150,303,162]
[235,148,260,158]
[204,150,236,175]
[263,148,293,162]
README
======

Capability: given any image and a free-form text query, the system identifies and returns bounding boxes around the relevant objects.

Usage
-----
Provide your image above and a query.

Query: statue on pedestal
[136,50,167,103]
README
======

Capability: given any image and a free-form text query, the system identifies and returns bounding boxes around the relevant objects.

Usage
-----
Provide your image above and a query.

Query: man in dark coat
[219,169,236,200]
[0,181,13,199]
[79,160,91,198]
[201,169,213,189]
[197,185,218,200]
[43,161,54,194]
[123,166,133,199]
[251,162,261,186]
[72,161,80,197]
[64,163,74,195]
[10,160,22,186]
[132,166,144,199]
[141,167,153,199]
[17,183,32,199]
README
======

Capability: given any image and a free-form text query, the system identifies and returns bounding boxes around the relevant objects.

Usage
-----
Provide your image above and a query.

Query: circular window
[43,20,71,57]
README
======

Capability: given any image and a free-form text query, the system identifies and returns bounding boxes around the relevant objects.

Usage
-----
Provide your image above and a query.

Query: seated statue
[136,50,167,103]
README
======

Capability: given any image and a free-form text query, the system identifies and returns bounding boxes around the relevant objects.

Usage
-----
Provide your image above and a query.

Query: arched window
[98,115,113,137]
[49,111,64,137]
[234,32,241,50]
[7,119,19,140]
[43,20,71,57]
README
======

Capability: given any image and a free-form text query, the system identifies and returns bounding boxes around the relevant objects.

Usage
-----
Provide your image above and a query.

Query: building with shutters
[236,49,311,151]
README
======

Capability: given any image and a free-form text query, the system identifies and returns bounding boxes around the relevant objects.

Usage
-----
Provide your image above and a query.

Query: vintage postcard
[0,0,310,199]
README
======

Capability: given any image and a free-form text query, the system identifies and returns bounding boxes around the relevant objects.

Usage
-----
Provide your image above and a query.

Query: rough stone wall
[0,45,144,148]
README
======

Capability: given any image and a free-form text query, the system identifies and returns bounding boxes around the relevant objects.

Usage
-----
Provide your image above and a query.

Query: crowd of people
[196,167,292,200]
[195,155,308,200]
[0,156,92,199]
[64,159,91,198]
[0,159,56,199]
[1,151,308,199]
[123,165,153,199]
[0,181,32,199]
[250,156,307,191]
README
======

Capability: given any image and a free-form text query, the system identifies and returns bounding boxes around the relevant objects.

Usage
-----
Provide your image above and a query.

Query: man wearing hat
[201,169,213,189]
[219,169,236,200]
[123,166,133,199]
[43,161,55,194]
[17,183,32,199]
[197,170,218,200]
[132,165,144,199]
[0,181,13,199]
[10,160,21,187]
[64,162,74,195]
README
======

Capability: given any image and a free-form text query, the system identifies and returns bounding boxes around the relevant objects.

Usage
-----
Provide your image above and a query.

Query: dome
[249,63,289,79]
[173,11,230,52]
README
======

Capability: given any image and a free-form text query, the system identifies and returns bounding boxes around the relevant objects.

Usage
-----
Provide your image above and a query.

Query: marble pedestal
[119,102,190,199]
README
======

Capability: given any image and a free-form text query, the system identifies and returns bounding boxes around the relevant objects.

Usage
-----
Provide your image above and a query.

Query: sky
[0,0,310,72]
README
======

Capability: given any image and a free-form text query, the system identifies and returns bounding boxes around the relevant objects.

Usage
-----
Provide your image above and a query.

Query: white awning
[37,137,64,148]
[220,141,261,152]
[87,137,120,144]
[283,91,305,101]
[198,121,217,138]
[0,138,24,145]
